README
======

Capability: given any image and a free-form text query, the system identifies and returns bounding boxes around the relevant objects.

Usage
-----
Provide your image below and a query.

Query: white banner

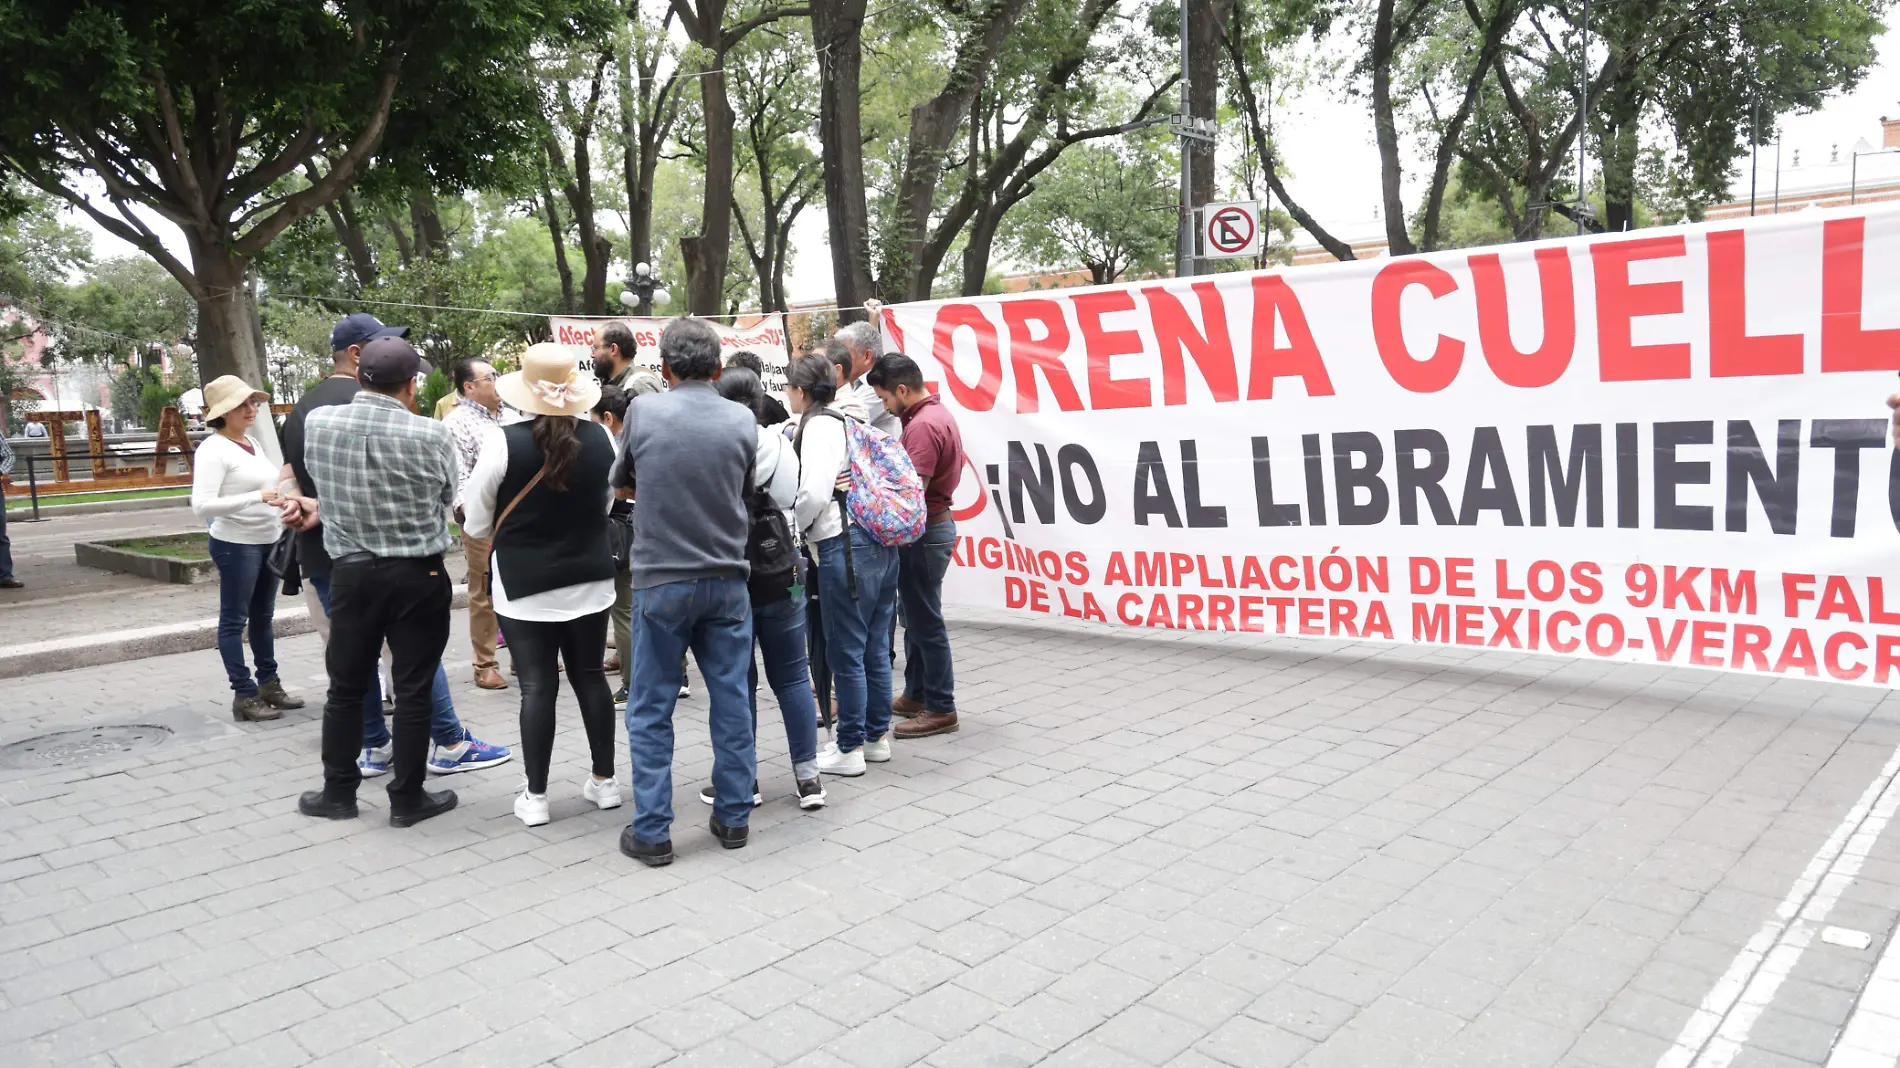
[882,206,1900,686]
[549,314,791,392]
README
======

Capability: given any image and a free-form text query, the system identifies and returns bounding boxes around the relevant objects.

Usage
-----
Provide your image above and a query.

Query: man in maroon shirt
[869,353,966,738]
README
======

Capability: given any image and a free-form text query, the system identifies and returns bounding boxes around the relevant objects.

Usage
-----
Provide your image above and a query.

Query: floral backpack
[797,408,926,547]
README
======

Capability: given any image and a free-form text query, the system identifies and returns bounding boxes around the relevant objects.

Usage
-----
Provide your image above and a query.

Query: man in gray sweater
[614,317,759,866]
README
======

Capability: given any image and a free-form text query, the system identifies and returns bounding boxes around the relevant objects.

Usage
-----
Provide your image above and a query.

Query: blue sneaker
[427,734,512,775]
[358,746,392,777]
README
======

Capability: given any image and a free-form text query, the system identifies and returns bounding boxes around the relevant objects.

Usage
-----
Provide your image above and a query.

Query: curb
[8,495,191,519]
[0,585,471,680]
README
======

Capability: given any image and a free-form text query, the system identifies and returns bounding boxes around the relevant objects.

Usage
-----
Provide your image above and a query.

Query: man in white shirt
[828,321,901,438]
[443,358,508,690]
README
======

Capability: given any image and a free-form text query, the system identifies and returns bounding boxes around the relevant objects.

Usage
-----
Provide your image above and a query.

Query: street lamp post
[619,262,672,317]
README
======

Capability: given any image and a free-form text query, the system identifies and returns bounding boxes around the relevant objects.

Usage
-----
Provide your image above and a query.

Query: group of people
[190,308,965,863]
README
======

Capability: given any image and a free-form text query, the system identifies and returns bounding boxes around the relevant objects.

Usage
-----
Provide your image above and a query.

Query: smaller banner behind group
[549,314,791,392]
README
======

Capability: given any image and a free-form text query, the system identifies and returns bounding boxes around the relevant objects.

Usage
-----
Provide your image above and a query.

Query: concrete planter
[74,534,216,584]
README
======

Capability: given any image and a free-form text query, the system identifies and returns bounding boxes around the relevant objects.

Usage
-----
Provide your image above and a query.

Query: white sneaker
[815,742,866,777]
[514,789,550,827]
[863,733,892,763]
[357,745,392,777]
[583,777,623,810]
[678,681,692,698]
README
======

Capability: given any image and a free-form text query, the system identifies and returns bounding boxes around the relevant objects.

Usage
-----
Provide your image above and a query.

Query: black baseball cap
[331,313,409,351]
[357,337,426,387]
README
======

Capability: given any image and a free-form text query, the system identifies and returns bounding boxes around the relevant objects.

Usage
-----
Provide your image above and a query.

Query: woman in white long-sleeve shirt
[191,376,305,722]
[462,344,622,827]
[786,353,902,779]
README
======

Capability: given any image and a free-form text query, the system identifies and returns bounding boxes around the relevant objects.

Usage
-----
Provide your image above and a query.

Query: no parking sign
[1201,201,1261,258]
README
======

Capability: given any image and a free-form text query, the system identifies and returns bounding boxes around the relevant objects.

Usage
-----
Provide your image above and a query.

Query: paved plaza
[5,602,1900,1068]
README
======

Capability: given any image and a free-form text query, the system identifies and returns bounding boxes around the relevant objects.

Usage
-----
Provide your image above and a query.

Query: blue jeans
[208,538,278,697]
[899,518,957,713]
[311,574,464,748]
[815,528,900,753]
[624,577,755,842]
[753,590,818,768]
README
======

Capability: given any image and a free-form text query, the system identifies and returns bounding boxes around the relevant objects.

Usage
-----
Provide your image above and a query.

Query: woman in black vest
[463,343,620,827]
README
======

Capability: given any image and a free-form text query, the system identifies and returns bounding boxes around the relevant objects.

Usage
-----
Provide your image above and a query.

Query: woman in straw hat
[463,343,622,826]
[190,375,306,722]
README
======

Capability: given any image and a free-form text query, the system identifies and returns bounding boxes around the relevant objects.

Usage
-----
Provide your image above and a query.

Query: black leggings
[501,609,616,794]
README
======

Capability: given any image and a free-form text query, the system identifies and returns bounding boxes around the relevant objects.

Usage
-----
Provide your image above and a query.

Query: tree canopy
[0,0,1885,408]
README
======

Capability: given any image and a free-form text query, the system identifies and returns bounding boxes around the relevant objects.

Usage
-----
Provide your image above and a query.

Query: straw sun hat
[497,342,602,418]
[201,375,268,422]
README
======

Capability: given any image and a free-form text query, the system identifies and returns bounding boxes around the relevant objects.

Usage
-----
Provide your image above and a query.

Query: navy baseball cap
[331,313,409,351]
[357,337,426,387]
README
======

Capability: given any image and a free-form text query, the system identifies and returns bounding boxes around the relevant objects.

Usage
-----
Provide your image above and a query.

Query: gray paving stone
[731,1001,850,1060]
[7,608,1900,1068]
[862,944,965,996]
[919,1023,1044,1068]
[825,1016,944,1068]
[1195,1015,1315,1068]
[1088,1002,1208,1064]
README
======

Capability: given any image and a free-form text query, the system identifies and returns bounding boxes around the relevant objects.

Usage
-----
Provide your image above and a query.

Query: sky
[69,33,1900,309]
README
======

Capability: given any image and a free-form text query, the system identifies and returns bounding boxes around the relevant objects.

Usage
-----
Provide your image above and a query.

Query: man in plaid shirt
[0,431,18,588]
[295,337,461,827]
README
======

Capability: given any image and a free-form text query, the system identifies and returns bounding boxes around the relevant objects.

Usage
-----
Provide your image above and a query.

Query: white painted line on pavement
[1658,744,1900,1068]
[0,611,305,658]
[1828,919,1900,1066]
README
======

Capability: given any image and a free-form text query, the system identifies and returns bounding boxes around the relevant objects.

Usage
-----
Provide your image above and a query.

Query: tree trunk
[324,191,379,287]
[618,37,652,273]
[410,189,447,260]
[960,195,1001,296]
[1369,0,1416,256]
[1600,78,1643,233]
[1416,0,1519,252]
[684,62,734,315]
[562,141,612,315]
[771,210,798,313]
[884,0,1027,301]
[539,164,576,314]
[812,0,876,320]
[189,242,269,393]
[1602,119,1638,232]
[1223,3,1354,260]
[1187,0,1235,213]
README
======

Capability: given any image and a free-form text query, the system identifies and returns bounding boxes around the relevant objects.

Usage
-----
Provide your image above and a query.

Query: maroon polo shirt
[897,392,965,519]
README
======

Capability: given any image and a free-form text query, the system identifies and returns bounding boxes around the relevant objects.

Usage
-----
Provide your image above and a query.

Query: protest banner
[549,314,791,391]
[881,206,1900,685]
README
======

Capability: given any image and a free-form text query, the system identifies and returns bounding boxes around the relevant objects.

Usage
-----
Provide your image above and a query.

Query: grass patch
[6,486,190,510]
[112,534,212,561]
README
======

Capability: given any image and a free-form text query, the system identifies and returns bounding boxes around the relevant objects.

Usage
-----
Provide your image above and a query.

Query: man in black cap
[279,316,511,785]
[293,336,462,826]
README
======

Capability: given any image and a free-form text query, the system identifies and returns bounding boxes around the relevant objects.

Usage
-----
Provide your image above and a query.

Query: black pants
[503,609,616,794]
[321,556,451,800]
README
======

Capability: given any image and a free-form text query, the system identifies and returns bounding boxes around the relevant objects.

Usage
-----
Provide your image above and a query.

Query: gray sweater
[615,380,756,590]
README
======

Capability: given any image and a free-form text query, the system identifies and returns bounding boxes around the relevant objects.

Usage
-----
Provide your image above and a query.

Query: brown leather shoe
[892,694,925,719]
[894,710,958,738]
[475,667,508,690]
[232,694,281,722]
[603,653,621,673]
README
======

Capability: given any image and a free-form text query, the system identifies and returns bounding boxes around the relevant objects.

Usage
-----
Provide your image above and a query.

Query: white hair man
[826,320,901,438]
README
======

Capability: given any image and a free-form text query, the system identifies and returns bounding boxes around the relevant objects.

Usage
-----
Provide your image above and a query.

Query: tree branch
[723,6,813,51]
[232,46,409,256]
[148,70,210,225]
[1222,3,1355,260]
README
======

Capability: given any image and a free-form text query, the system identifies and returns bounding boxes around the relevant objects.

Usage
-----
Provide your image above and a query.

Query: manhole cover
[0,725,173,769]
